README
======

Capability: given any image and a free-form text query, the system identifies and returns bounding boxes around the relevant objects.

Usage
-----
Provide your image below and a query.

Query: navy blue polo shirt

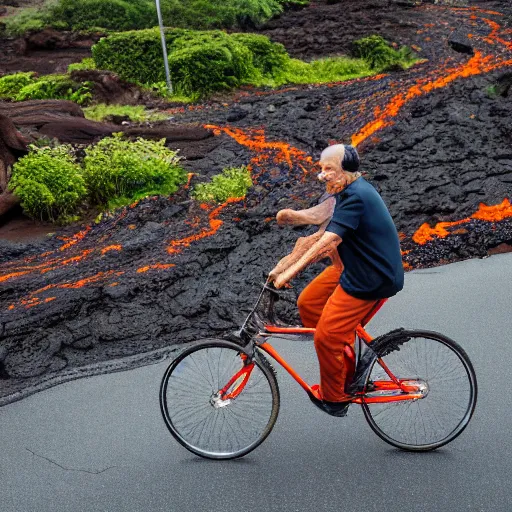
[325,177,404,300]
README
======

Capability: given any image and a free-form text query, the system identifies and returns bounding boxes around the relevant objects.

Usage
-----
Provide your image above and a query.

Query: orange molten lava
[352,52,512,147]
[7,270,124,310]
[167,197,244,254]
[137,263,176,273]
[413,199,512,244]
[101,245,123,255]
[59,226,91,251]
[472,198,512,222]
[205,125,313,170]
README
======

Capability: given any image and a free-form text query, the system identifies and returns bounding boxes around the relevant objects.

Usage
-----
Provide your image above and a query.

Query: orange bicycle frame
[221,298,424,404]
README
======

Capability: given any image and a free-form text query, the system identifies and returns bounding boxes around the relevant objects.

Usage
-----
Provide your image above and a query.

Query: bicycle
[160,282,477,460]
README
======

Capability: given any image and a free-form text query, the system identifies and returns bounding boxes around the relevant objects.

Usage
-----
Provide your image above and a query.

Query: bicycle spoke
[161,344,278,458]
[364,333,476,450]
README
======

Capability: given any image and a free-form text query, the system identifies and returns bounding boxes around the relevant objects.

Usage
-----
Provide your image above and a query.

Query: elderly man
[269,144,404,407]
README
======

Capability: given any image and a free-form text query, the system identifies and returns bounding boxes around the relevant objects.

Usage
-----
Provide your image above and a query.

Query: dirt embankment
[0,1,511,404]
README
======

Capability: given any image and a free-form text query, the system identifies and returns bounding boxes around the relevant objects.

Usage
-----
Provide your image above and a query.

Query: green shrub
[143,81,194,102]
[3,8,48,36]
[267,57,371,86]
[67,58,96,73]
[93,29,257,97]
[169,38,254,97]
[83,133,186,207]
[352,35,415,71]
[0,72,37,99]
[49,0,155,31]
[92,28,189,84]
[9,145,87,222]
[193,166,252,203]
[15,74,93,105]
[83,104,168,122]
[4,0,304,36]
[160,0,282,30]
[230,33,289,76]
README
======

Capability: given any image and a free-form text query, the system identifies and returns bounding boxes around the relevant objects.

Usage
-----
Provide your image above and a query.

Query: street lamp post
[155,0,173,95]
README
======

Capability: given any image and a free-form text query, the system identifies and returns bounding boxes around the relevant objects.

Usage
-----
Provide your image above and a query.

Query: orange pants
[298,266,377,402]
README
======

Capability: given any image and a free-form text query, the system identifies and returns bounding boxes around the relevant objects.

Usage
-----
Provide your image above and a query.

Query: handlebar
[239,280,284,343]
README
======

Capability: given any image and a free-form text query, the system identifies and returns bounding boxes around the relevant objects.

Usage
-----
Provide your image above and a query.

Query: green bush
[160,0,282,30]
[169,37,254,97]
[83,133,186,207]
[92,30,417,98]
[0,72,37,99]
[271,56,371,86]
[3,8,48,36]
[15,74,93,105]
[92,28,189,84]
[4,0,305,36]
[352,35,415,71]
[193,166,252,203]
[67,58,96,73]
[230,33,289,76]
[83,104,168,122]
[9,145,87,222]
[49,0,155,31]
[92,29,287,96]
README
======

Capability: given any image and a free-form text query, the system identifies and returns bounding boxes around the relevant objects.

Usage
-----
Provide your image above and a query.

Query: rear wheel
[160,339,280,460]
[362,330,477,451]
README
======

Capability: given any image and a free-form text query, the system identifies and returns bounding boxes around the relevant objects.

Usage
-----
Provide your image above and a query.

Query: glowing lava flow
[352,52,512,147]
[204,125,313,170]
[7,270,124,310]
[167,197,244,254]
[413,199,512,244]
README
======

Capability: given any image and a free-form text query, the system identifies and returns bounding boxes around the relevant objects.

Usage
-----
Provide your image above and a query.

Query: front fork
[211,354,255,408]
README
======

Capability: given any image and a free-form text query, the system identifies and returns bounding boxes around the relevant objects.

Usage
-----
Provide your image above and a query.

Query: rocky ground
[0,0,511,403]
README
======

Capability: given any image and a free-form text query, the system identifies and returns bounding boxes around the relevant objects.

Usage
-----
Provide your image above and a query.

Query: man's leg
[314,285,377,402]
[297,265,342,328]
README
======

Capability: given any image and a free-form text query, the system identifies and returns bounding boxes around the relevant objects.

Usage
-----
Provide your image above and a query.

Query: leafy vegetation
[67,58,97,73]
[50,0,156,31]
[352,35,416,71]
[9,145,87,222]
[0,72,37,99]
[83,104,169,122]
[160,0,284,30]
[168,34,255,97]
[4,0,305,36]
[0,72,94,104]
[92,30,417,98]
[229,33,289,77]
[193,166,252,203]
[83,133,186,208]
[3,8,48,36]
[268,57,371,87]
[15,74,94,104]
[8,136,186,222]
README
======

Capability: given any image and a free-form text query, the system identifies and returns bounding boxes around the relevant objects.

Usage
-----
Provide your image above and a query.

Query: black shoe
[320,399,351,417]
[308,390,351,417]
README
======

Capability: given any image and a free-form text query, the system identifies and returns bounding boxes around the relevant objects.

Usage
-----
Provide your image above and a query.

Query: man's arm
[276,197,335,226]
[268,214,339,281]
[273,231,342,289]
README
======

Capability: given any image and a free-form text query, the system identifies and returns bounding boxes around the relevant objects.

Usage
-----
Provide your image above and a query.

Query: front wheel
[362,330,477,451]
[160,339,280,460]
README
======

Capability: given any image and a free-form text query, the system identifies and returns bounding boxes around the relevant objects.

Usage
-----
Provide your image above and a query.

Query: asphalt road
[2,253,512,512]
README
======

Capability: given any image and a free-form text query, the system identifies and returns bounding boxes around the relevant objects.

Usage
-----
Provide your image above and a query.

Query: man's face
[317,159,342,184]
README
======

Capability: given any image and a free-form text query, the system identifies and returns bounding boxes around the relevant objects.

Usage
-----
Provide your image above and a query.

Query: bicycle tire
[362,330,477,451]
[160,339,280,460]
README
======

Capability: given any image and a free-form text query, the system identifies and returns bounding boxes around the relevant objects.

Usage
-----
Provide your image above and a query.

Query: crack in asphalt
[26,448,117,475]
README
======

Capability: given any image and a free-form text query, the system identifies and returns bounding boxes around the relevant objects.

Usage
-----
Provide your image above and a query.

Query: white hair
[320,144,345,169]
